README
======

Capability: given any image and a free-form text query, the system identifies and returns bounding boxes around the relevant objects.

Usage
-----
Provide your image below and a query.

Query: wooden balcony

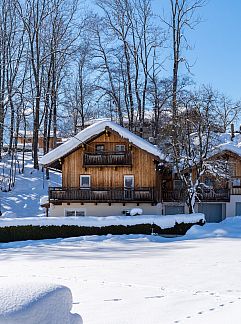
[49,187,156,203]
[231,187,241,195]
[83,151,132,166]
[162,188,230,202]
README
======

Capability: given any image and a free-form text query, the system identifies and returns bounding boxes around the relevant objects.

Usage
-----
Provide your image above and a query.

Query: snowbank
[185,216,241,239]
[0,213,204,229]
[0,281,82,324]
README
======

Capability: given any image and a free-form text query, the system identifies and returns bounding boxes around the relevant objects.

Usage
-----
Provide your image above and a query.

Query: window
[96,144,105,152]
[124,175,134,188]
[65,209,85,217]
[65,210,75,217]
[116,144,126,152]
[80,175,91,188]
[232,178,241,187]
[204,178,214,187]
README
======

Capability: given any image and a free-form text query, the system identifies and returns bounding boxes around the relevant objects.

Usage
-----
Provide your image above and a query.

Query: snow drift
[185,216,241,239]
[0,282,82,324]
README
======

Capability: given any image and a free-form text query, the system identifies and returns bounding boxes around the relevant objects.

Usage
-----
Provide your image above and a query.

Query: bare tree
[215,94,241,133]
[163,0,205,129]
[166,87,227,213]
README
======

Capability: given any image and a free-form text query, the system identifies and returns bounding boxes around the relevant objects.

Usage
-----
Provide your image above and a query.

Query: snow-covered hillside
[1,218,241,324]
[0,153,61,218]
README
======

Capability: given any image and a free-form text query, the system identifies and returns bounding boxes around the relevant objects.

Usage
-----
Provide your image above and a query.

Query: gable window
[65,209,85,217]
[80,175,91,188]
[115,144,126,152]
[96,144,105,152]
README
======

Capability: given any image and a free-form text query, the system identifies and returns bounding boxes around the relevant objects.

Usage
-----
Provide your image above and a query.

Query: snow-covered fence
[0,282,82,324]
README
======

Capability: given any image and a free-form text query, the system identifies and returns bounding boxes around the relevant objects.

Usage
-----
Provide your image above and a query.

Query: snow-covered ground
[0,153,61,218]
[0,281,82,324]
[1,218,241,324]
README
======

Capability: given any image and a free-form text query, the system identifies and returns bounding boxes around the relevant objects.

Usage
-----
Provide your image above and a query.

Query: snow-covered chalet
[40,120,163,217]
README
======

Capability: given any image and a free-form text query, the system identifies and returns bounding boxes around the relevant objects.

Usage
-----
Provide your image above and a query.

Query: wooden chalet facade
[40,121,162,217]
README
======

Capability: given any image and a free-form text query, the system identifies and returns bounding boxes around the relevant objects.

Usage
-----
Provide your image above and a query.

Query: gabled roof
[39,120,163,166]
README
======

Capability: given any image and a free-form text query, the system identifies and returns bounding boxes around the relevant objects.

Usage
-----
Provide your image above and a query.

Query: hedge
[0,220,204,243]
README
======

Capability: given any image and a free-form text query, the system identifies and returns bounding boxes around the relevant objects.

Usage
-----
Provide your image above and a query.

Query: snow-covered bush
[0,214,205,243]
[0,281,82,324]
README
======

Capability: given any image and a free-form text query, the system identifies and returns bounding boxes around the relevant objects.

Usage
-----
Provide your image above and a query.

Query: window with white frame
[65,209,85,217]
[124,175,134,188]
[80,175,91,188]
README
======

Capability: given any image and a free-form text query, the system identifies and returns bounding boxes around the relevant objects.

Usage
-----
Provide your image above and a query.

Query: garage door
[236,202,241,216]
[198,203,225,223]
[165,205,185,215]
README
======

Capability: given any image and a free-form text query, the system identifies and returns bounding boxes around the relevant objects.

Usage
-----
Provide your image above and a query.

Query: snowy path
[0,235,241,323]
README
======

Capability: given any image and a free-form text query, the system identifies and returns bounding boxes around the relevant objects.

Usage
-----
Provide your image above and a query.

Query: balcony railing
[83,151,132,166]
[162,188,230,202]
[49,187,155,203]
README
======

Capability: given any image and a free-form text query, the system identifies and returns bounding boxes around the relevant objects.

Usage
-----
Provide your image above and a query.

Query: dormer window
[116,144,126,152]
[96,144,105,152]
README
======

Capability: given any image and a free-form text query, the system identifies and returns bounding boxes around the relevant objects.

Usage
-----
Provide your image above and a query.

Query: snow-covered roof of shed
[39,120,163,166]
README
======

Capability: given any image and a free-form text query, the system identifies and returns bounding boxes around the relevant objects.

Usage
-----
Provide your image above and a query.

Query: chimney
[231,123,235,141]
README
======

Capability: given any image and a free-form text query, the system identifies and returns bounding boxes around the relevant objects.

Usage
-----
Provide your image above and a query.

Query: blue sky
[153,0,241,100]
[89,0,241,100]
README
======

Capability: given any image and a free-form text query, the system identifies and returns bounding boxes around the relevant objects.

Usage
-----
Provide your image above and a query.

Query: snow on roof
[39,120,163,166]
[210,133,241,158]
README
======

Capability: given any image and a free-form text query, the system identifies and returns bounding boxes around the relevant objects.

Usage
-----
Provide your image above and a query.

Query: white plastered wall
[226,195,241,217]
[49,202,162,217]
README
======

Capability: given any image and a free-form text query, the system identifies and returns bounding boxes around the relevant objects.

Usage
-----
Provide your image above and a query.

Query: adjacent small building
[16,131,63,151]
[162,134,241,222]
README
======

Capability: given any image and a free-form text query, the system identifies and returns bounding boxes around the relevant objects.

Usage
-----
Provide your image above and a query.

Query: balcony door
[124,175,134,199]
